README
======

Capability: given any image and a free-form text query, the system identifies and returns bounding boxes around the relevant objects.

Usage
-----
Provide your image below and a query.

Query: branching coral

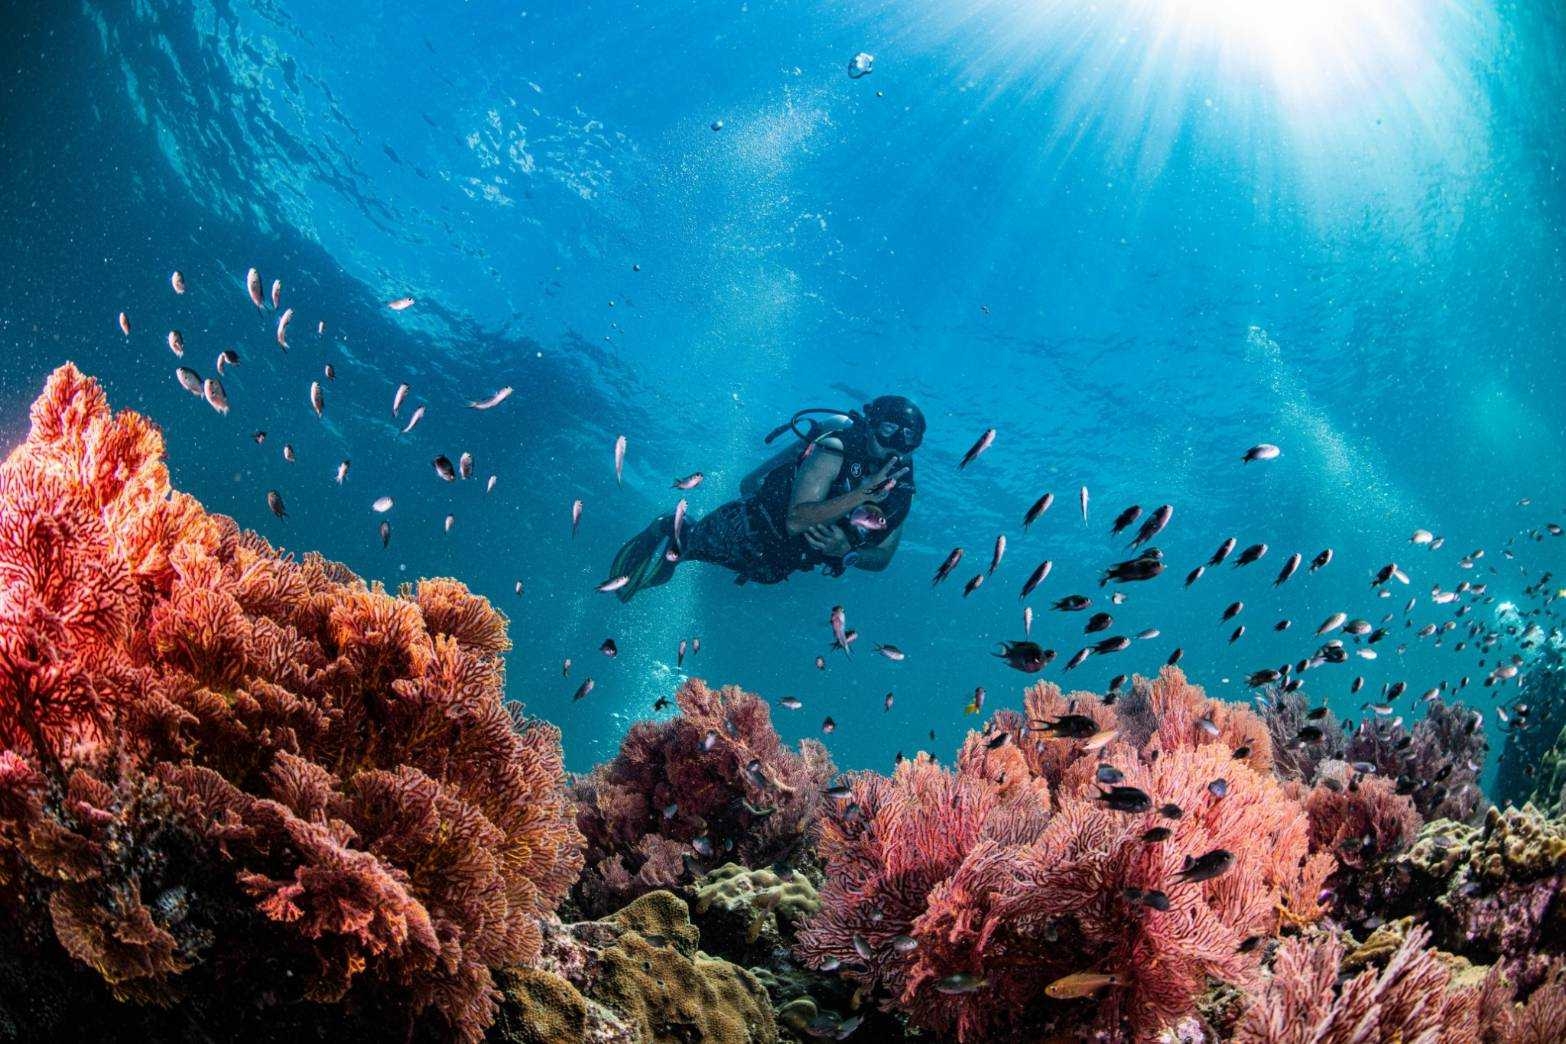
[571,678,833,916]
[1237,923,1566,1044]
[1233,924,1493,1043]
[794,668,1332,1042]
[0,365,583,1041]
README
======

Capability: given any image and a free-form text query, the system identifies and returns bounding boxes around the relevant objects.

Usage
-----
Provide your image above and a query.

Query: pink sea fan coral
[1234,925,1489,1043]
[1303,764,1422,871]
[796,668,1332,1042]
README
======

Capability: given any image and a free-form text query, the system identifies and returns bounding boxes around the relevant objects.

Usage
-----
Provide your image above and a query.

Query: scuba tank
[739,407,860,498]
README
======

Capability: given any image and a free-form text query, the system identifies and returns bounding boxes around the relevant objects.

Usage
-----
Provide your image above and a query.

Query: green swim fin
[609,514,674,603]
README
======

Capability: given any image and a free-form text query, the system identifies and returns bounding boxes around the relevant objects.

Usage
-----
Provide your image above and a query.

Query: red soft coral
[795,667,1331,1042]
[0,365,583,1041]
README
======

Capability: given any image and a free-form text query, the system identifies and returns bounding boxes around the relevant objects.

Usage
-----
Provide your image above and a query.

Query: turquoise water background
[2,1,1563,773]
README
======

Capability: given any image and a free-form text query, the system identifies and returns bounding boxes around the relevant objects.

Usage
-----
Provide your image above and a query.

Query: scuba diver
[606,395,924,601]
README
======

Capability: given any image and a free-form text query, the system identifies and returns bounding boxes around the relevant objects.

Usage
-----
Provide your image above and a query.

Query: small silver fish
[167,329,184,357]
[486,475,497,493]
[401,404,425,434]
[246,267,263,308]
[171,270,186,294]
[336,460,350,484]
[175,367,203,396]
[459,452,473,479]
[393,383,410,417]
[309,380,324,418]
[444,514,455,533]
[614,434,627,485]
[202,377,229,414]
[276,308,293,349]
[388,295,415,310]
[372,496,394,512]
[270,278,282,309]
[1316,611,1347,635]
[468,386,513,410]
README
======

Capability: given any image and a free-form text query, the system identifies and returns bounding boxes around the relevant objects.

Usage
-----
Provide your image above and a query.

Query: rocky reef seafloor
[1,365,1564,1043]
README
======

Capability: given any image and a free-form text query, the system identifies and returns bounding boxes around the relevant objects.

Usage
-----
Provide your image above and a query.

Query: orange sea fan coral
[0,364,583,1042]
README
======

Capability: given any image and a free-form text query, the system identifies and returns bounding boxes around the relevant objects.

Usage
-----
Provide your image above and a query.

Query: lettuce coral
[571,678,833,917]
[0,364,583,1041]
[794,668,1332,1042]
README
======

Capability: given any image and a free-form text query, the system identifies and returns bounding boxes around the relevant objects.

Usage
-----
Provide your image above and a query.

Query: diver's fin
[609,514,675,603]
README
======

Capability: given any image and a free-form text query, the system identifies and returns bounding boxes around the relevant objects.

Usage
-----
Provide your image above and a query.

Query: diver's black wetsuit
[683,423,915,584]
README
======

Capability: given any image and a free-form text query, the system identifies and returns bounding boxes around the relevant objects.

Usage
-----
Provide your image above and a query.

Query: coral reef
[795,669,1333,1042]
[686,863,819,968]
[495,891,777,1044]
[1236,922,1566,1044]
[1261,685,1488,824]
[1393,804,1566,993]
[1297,761,1422,928]
[1496,645,1566,812]
[1257,688,1345,783]
[1233,924,1499,1043]
[0,365,583,1041]
[1344,699,1488,823]
[572,679,833,917]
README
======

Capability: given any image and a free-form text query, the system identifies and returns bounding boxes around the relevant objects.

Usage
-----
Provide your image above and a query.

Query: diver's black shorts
[683,499,802,585]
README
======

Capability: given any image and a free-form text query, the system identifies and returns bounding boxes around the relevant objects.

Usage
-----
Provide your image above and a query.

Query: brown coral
[508,891,778,1044]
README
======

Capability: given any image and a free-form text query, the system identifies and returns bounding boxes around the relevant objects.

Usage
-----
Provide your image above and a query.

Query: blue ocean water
[2,1,1563,776]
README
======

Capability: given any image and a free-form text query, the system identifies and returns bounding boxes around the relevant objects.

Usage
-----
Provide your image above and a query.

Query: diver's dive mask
[865,395,925,454]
